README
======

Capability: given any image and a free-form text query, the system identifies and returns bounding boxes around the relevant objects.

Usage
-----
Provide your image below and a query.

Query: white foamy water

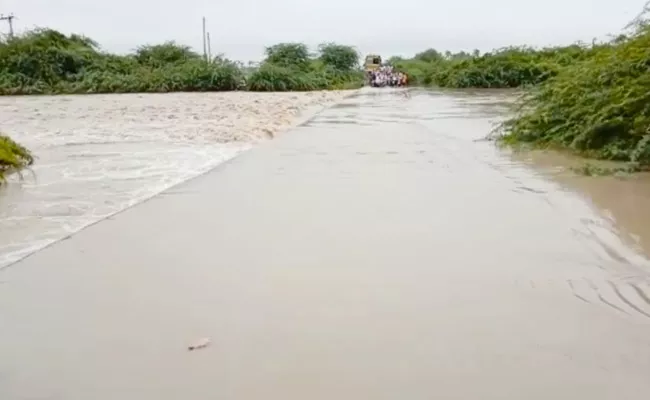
[0,91,352,268]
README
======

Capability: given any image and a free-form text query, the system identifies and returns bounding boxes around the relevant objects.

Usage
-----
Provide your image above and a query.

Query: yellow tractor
[364,54,382,86]
[364,54,382,72]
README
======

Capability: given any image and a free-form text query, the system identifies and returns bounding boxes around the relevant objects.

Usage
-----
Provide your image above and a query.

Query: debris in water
[188,337,211,351]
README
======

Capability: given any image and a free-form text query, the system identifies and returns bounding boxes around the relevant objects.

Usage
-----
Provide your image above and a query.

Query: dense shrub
[499,24,650,164]
[0,134,33,183]
[246,42,364,91]
[394,45,594,88]
[263,43,311,72]
[0,29,242,94]
[0,29,363,94]
[318,43,359,71]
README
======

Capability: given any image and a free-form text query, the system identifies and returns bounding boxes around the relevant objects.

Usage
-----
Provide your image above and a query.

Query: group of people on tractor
[367,65,408,88]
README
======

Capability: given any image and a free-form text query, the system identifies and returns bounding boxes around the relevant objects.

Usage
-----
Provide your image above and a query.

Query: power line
[0,13,15,38]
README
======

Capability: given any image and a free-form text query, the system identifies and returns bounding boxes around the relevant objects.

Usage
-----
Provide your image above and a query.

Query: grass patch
[570,162,645,176]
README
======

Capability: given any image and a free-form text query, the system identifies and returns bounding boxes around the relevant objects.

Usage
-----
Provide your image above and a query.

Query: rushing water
[1,88,650,399]
[0,91,346,268]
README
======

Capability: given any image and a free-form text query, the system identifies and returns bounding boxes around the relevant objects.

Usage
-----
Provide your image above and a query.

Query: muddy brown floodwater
[0,91,350,267]
[1,88,650,399]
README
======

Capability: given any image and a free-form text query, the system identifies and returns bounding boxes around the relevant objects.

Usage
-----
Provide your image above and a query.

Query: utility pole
[206,32,212,62]
[0,13,15,38]
[202,17,207,61]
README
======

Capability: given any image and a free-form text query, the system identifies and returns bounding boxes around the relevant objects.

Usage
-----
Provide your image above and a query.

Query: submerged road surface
[1,89,650,399]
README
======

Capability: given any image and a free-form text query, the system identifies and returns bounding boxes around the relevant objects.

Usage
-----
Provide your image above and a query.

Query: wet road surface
[1,89,650,399]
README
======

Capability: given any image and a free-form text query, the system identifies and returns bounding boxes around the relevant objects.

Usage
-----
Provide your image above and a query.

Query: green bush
[262,43,311,72]
[246,42,364,91]
[499,23,650,164]
[0,29,245,94]
[0,134,33,183]
[0,29,362,94]
[318,43,359,72]
[134,42,200,67]
[247,64,327,91]
[394,45,594,89]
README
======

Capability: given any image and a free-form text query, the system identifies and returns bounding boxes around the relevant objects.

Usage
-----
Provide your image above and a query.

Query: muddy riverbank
[0,90,353,268]
[1,89,649,399]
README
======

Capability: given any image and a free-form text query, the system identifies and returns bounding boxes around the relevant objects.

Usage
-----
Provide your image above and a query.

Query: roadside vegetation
[247,43,364,91]
[0,134,33,183]
[0,29,362,94]
[0,30,244,94]
[496,3,650,167]
[391,45,599,89]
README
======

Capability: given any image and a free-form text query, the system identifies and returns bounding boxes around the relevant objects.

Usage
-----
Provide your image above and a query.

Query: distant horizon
[0,0,645,62]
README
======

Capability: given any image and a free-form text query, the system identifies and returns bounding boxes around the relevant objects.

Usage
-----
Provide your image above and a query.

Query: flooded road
[1,88,650,399]
[0,91,349,268]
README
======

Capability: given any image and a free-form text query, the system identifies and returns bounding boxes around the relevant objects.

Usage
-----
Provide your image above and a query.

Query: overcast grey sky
[0,1,645,61]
